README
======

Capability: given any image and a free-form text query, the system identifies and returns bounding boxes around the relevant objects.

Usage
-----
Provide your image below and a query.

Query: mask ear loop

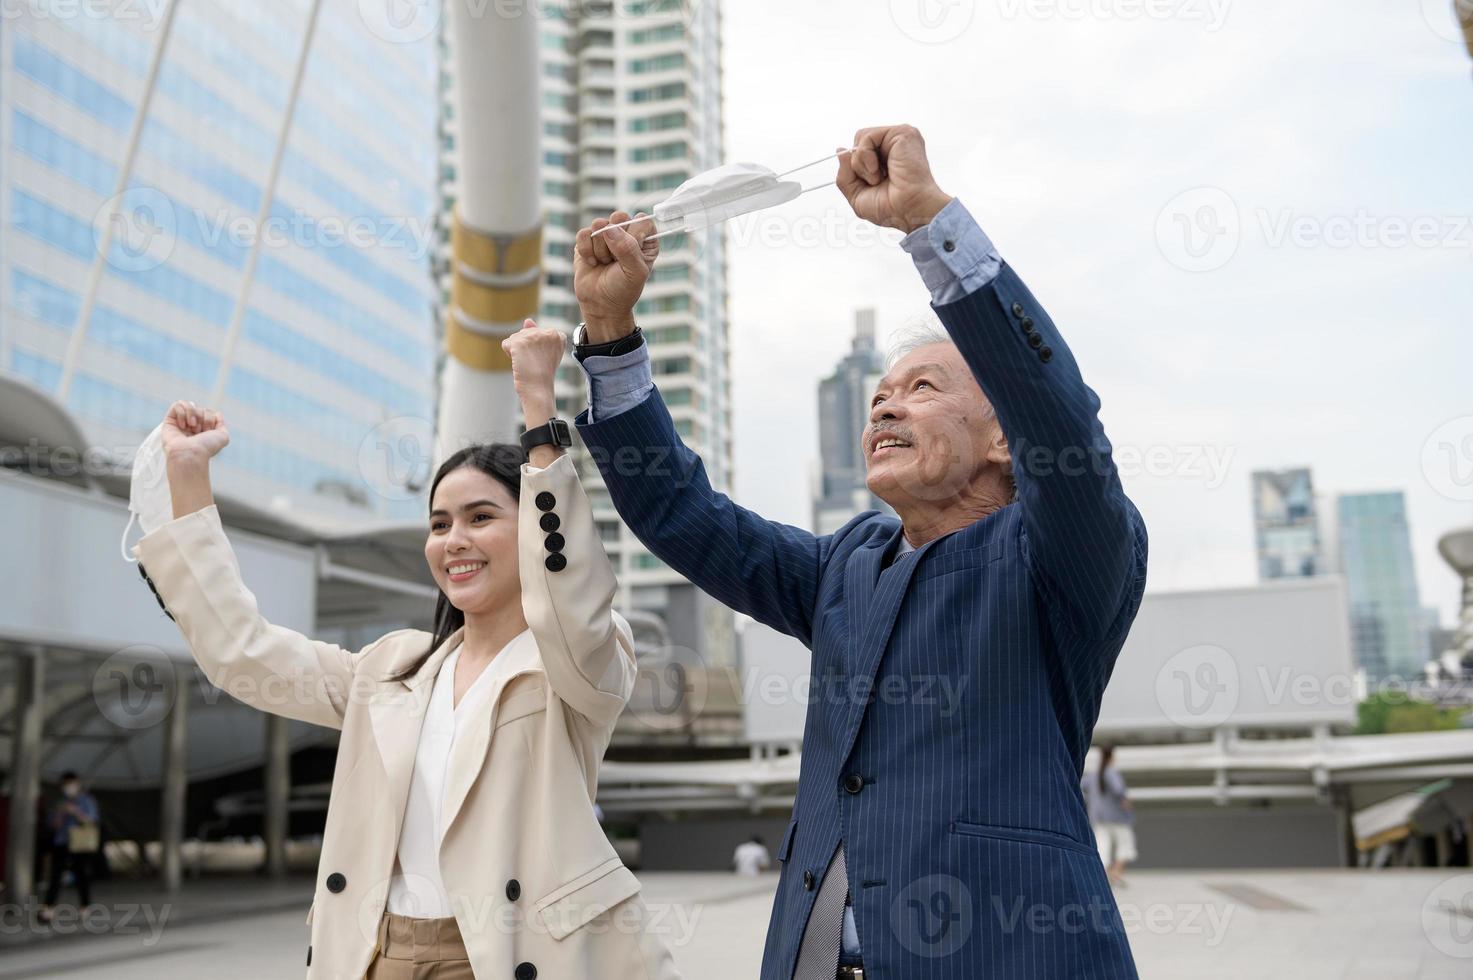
[120,511,140,563]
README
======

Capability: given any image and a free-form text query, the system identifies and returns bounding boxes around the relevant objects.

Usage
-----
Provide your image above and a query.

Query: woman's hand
[501,318,564,423]
[161,400,229,467]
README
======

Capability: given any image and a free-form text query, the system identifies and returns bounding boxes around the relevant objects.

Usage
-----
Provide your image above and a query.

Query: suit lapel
[842,528,941,739]
[440,630,541,836]
[368,628,463,849]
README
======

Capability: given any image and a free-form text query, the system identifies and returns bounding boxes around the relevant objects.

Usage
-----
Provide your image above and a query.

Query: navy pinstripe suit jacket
[577,264,1148,979]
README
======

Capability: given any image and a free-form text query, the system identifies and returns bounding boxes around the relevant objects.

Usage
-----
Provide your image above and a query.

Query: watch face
[550,419,573,446]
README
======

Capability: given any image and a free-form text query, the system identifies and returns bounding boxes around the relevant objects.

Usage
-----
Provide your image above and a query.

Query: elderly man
[570,126,1147,980]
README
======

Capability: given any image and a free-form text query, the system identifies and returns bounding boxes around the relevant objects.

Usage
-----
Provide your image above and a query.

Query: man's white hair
[884,315,953,371]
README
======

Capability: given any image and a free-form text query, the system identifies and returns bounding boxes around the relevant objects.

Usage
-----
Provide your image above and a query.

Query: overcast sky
[712,0,1473,626]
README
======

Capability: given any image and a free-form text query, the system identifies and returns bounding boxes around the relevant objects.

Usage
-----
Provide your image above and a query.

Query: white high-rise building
[438,0,735,666]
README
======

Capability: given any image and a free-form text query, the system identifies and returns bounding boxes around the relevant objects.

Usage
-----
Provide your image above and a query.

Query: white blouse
[387,631,534,917]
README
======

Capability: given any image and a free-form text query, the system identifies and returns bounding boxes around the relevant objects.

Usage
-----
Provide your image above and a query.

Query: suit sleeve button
[1039,346,1053,363]
[803,870,815,890]
[326,872,346,893]
[1019,316,1034,331]
[1012,302,1026,317]
[515,963,538,980]
[1027,332,1043,349]
[506,879,521,901]
[535,492,556,512]
[544,553,568,573]
[539,513,561,533]
[544,532,565,554]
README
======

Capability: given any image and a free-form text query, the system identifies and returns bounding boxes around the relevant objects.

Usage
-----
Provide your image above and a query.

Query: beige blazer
[135,454,681,980]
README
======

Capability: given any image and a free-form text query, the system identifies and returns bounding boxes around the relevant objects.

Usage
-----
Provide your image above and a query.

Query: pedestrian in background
[732,835,771,876]
[1084,745,1137,887]
[39,771,100,922]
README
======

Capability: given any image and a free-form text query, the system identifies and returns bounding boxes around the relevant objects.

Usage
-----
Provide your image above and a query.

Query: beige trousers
[364,912,474,980]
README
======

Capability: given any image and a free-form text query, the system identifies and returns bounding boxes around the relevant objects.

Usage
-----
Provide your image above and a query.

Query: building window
[629,141,688,163]
[630,171,686,193]
[629,111,687,133]
[629,23,686,44]
[629,53,686,74]
[629,81,686,104]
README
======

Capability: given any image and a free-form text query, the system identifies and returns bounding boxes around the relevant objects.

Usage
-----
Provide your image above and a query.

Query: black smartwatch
[573,323,645,362]
[520,418,573,453]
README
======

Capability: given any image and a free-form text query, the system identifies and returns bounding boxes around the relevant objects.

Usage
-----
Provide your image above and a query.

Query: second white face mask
[119,423,173,563]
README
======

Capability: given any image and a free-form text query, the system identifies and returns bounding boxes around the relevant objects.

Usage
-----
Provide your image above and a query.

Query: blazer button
[515,963,537,980]
[1012,302,1026,317]
[843,773,865,794]
[803,869,815,890]
[1020,316,1034,331]
[544,532,565,554]
[1039,346,1053,363]
[506,878,521,901]
[535,492,556,512]
[1027,332,1043,349]
[539,512,561,533]
[326,872,346,893]
[544,553,568,573]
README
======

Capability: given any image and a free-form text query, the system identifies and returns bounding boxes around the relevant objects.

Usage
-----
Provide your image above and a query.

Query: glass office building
[1337,492,1428,680]
[1,0,440,521]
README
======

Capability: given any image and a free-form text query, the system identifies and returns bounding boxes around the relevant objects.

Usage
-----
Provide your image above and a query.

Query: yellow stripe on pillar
[446,316,513,371]
[451,275,540,325]
[453,212,543,277]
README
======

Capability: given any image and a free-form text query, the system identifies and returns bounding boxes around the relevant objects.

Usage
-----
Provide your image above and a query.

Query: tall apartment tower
[438,0,735,666]
[1,1,440,522]
[1252,468,1323,581]
[813,309,893,535]
[1335,492,1428,680]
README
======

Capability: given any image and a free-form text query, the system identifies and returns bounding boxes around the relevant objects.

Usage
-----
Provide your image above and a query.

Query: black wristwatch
[520,418,573,453]
[574,323,645,362]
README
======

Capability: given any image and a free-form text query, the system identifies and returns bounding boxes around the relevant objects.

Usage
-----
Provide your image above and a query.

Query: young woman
[133,320,680,979]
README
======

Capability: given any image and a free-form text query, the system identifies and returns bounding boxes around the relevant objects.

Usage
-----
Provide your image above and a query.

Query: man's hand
[501,318,564,422]
[837,125,953,235]
[574,211,659,343]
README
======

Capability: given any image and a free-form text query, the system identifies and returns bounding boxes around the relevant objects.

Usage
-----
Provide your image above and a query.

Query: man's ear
[986,424,1010,468]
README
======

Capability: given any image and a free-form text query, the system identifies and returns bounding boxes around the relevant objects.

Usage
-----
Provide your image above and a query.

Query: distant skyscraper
[813,309,893,534]
[1253,468,1323,580]
[1336,492,1427,679]
[0,2,440,521]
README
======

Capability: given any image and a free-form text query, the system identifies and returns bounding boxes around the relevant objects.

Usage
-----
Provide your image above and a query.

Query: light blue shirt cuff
[580,344,654,423]
[900,197,1002,305]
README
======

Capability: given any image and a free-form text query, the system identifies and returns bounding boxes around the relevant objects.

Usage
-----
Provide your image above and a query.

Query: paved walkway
[1,869,1470,978]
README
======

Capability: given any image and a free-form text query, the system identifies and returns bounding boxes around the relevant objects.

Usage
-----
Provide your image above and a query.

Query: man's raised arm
[838,125,1147,637]
[566,211,839,647]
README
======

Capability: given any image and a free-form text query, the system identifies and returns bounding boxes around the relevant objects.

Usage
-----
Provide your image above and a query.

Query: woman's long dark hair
[388,443,527,683]
[1097,744,1115,796]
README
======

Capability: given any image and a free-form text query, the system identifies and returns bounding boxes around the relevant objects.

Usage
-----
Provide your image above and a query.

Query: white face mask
[594,149,853,241]
[120,423,173,563]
